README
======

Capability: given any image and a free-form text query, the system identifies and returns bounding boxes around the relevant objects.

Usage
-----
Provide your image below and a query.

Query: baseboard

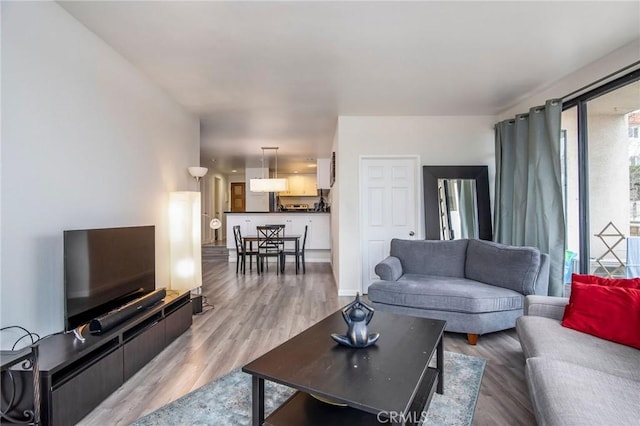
[338,289,360,297]
[302,258,331,263]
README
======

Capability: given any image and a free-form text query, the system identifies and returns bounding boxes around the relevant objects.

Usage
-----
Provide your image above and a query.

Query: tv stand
[7,290,191,425]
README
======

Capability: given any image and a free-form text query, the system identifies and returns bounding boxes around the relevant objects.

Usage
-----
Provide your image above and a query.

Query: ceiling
[59,1,640,174]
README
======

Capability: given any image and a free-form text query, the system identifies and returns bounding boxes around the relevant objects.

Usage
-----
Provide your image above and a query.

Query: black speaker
[89,288,166,334]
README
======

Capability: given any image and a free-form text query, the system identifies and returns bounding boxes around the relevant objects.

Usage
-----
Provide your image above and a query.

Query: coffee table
[242,309,446,425]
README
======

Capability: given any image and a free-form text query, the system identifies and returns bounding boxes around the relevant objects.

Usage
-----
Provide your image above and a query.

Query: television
[64,225,156,331]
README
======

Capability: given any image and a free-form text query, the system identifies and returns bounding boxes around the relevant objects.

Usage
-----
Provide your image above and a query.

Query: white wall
[200,168,229,244]
[498,39,640,120]
[330,129,339,289]
[245,168,269,211]
[0,2,200,344]
[201,169,230,241]
[335,116,495,295]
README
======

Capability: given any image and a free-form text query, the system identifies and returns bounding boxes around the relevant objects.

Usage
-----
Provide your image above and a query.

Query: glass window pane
[561,106,580,283]
[586,80,640,278]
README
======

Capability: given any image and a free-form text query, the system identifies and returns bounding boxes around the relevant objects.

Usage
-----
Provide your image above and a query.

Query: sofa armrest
[374,256,403,281]
[524,295,569,320]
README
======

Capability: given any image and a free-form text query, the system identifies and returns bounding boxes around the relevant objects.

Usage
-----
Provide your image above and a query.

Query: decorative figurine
[331,293,380,348]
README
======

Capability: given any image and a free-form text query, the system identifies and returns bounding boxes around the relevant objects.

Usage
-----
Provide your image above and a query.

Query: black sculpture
[331,293,380,348]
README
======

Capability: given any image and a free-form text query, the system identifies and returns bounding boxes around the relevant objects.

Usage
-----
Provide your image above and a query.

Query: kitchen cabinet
[226,215,284,242]
[226,213,330,251]
[289,214,330,249]
[279,174,318,196]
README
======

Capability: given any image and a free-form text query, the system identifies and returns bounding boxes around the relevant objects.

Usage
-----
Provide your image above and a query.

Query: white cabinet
[226,213,330,250]
[282,214,330,250]
[279,174,318,196]
[300,214,330,250]
[226,215,248,248]
[226,214,288,248]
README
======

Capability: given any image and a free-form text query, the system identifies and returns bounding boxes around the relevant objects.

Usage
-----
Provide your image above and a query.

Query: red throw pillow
[562,282,640,349]
[571,273,640,289]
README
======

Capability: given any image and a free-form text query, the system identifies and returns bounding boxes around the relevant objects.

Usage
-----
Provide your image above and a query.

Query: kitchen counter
[225,212,331,257]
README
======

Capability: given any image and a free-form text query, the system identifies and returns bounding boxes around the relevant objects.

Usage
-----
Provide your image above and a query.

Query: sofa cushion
[526,357,640,426]
[572,273,640,289]
[516,315,640,381]
[390,239,468,278]
[465,239,541,295]
[562,282,640,349]
[367,275,523,313]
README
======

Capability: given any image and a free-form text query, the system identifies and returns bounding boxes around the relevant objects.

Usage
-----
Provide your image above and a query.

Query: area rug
[132,351,485,426]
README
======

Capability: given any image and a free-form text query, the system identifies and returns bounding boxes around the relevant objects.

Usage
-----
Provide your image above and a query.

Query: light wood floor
[80,259,535,426]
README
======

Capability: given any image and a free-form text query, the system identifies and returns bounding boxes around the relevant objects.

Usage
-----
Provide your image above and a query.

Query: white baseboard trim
[338,289,360,297]
[304,258,331,263]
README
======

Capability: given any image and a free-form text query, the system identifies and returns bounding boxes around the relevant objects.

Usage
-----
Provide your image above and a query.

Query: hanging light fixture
[249,147,289,192]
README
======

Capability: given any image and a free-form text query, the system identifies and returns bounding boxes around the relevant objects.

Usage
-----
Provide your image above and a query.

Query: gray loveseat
[517,296,640,425]
[368,238,549,344]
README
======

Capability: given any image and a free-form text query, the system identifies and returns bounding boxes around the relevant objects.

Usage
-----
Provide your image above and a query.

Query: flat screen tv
[64,225,156,331]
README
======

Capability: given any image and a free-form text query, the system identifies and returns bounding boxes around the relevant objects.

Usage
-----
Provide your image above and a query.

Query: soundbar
[89,288,167,335]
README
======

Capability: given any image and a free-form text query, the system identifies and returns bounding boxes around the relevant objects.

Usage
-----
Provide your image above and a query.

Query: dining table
[242,234,302,273]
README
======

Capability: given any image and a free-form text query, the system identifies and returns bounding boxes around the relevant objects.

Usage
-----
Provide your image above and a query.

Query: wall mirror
[423,166,492,240]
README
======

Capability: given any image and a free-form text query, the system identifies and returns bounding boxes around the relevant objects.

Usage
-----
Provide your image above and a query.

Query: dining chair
[232,225,257,274]
[265,224,286,251]
[281,225,308,274]
[256,225,284,274]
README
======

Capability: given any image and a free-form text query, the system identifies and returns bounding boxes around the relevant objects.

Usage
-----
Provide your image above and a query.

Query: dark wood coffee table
[242,309,446,425]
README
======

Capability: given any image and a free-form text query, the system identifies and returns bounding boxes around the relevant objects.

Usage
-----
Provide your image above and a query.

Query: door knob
[409,231,415,236]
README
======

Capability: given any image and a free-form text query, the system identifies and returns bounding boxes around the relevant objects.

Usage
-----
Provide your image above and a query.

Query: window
[562,71,640,280]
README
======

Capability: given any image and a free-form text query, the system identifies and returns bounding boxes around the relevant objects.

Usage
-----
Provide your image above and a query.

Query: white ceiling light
[250,147,289,193]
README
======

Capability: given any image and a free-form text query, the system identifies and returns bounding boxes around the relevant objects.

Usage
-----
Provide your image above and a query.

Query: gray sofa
[517,296,640,425]
[368,238,549,344]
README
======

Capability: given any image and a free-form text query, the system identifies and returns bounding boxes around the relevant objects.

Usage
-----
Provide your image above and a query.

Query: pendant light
[249,147,289,192]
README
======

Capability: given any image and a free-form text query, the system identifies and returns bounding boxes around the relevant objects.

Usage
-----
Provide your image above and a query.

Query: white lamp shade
[169,191,202,292]
[209,218,222,230]
[249,178,289,192]
[188,166,208,179]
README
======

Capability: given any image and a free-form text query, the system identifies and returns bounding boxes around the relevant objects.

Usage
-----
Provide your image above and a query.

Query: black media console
[8,290,192,426]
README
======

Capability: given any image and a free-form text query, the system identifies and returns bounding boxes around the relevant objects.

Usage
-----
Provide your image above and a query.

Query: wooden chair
[256,225,284,274]
[281,225,308,274]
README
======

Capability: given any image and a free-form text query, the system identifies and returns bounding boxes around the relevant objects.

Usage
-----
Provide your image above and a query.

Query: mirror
[423,166,492,240]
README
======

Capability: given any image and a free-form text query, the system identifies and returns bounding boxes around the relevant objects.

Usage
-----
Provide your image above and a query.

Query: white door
[361,157,420,293]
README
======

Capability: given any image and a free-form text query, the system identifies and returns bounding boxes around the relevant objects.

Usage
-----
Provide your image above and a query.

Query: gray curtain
[494,99,565,296]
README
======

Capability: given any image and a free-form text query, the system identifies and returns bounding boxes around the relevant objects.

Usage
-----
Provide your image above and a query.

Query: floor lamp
[169,191,202,294]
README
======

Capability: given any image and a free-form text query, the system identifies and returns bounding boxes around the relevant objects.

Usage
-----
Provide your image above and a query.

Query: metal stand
[0,345,40,424]
[594,221,626,277]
